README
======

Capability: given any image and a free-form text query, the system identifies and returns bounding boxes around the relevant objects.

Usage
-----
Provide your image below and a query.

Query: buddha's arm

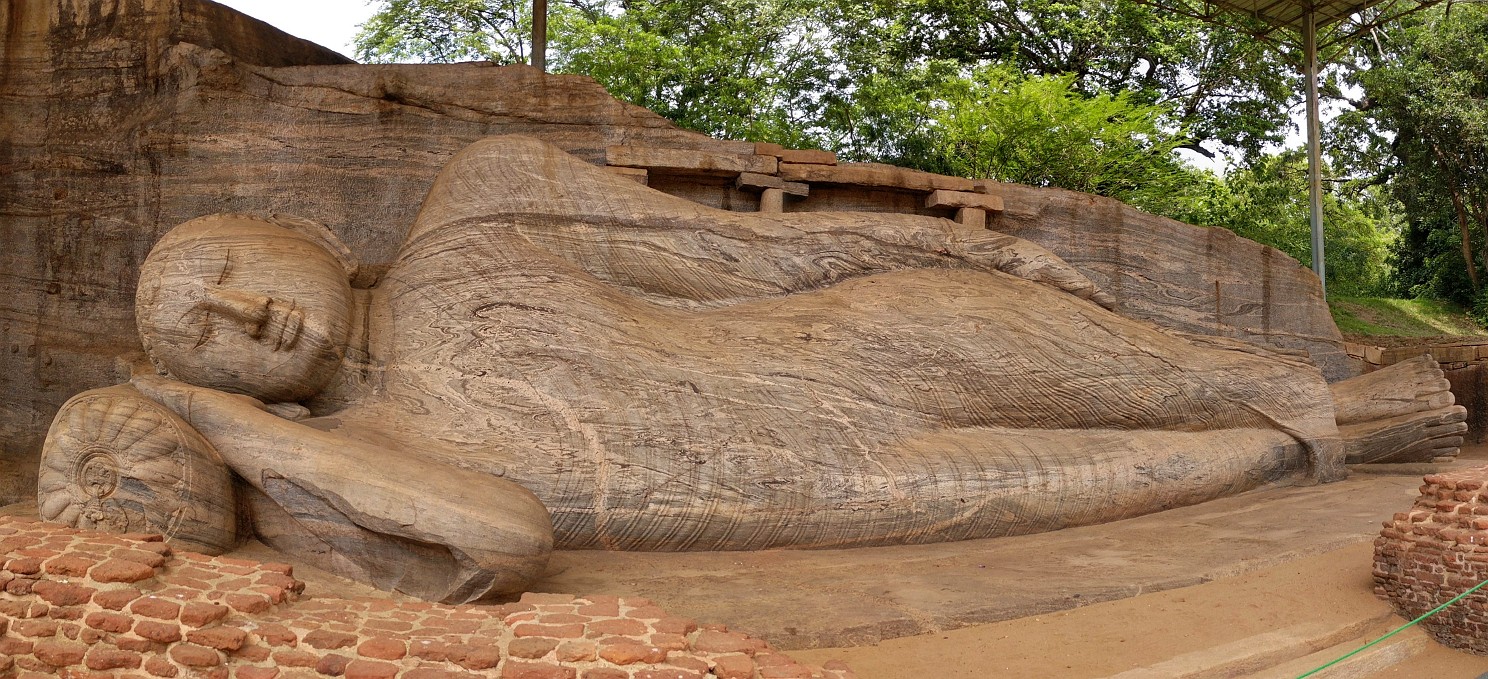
[128,375,553,604]
[514,211,1116,309]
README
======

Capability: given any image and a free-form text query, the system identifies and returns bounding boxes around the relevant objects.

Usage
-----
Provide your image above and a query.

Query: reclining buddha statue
[37,136,1468,603]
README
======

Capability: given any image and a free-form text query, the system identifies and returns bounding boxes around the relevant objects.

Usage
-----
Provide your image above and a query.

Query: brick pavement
[0,516,854,678]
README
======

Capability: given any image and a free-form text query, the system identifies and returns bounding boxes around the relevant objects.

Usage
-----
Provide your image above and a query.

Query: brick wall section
[1373,467,1488,654]
[0,517,855,678]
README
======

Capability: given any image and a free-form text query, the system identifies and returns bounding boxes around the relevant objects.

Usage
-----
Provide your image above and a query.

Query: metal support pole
[1303,9,1326,295]
[532,0,547,72]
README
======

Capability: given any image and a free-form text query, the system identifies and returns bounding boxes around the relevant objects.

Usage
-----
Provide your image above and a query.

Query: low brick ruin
[0,516,854,678]
[1373,467,1488,654]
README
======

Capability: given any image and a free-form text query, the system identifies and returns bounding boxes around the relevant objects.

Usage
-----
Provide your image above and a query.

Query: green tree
[1335,5,1488,303]
[1187,151,1396,296]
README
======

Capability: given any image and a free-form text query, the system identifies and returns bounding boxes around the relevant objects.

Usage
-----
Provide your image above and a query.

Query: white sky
[215,0,1333,175]
[213,0,378,58]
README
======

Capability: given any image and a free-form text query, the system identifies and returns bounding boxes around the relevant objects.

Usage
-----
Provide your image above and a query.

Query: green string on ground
[1296,577,1488,679]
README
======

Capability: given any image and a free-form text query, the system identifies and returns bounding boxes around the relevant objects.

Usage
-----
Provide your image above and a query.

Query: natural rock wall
[0,0,1352,505]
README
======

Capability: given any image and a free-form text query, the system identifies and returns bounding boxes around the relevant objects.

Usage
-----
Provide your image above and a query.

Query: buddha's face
[136,215,352,403]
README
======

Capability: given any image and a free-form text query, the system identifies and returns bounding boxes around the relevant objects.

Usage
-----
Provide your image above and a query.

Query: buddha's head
[136,214,356,403]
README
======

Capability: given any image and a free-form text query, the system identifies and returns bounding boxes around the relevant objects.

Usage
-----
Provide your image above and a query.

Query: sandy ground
[787,542,1488,677]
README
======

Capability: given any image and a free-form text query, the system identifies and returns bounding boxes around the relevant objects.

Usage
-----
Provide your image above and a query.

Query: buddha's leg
[578,426,1310,551]
[1331,355,1468,463]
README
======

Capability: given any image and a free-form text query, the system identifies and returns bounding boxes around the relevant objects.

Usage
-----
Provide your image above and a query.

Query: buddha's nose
[202,288,272,339]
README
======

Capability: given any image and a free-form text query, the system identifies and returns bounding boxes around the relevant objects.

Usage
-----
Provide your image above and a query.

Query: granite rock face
[0,0,1353,504]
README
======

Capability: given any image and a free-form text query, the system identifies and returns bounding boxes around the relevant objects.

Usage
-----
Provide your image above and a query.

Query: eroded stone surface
[0,516,853,678]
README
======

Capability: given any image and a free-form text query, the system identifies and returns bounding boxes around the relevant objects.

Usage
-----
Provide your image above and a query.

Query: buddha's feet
[1331,355,1468,464]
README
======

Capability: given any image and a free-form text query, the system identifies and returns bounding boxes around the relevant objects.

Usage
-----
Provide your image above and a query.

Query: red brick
[514,623,585,638]
[356,636,406,660]
[134,619,182,643]
[115,633,165,652]
[110,548,169,568]
[714,654,755,679]
[144,655,179,677]
[510,636,560,659]
[586,618,647,636]
[170,642,224,667]
[598,640,667,665]
[453,645,503,670]
[187,625,249,651]
[4,576,34,595]
[303,629,359,650]
[403,670,464,679]
[256,622,298,647]
[501,661,577,679]
[130,596,182,619]
[556,639,598,662]
[90,558,156,583]
[256,571,301,591]
[344,660,399,679]
[236,667,281,679]
[652,617,697,635]
[224,592,271,614]
[32,580,95,606]
[650,633,690,651]
[83,610,133,633]
[577,602,620,617]
[666,656,711,674]
[259,561,294,575]
[693,630,756,654]
[84,647,143,670]
[580,670,628,679]
[179,601,230,627]
[636,670,703,679]
[13,618,58,637]
[0,636,33,655]
[33,639,88,667]
[43,555,95,577]
[232,642,272,662]
[49,604,85,620]
[92,586,142,610]
[409,639,451,661]
[272,648,320,667]
[5,557,43,574]
[316,653,352,676]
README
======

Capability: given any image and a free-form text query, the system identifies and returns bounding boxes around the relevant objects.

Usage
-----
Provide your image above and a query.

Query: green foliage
[355,0,533,63]
[1182,151,1397,296]
[887,64,1201,216]
[1335,5,1488,306]
[1329,296,1484,338]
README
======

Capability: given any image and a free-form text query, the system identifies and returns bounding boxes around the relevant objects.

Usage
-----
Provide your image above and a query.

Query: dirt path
[786,542,1488,678]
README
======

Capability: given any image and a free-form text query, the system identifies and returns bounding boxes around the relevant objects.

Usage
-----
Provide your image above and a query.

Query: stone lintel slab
[778,148,837,165]
[736,172,808,196]
[778,163,975,192]
[925,189,1004,212]
[605,145,777,176]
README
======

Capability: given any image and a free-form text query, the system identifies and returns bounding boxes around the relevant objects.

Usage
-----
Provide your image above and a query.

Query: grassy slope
[1329,296,1488,338]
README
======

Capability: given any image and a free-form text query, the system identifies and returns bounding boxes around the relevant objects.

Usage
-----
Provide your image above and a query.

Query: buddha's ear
[266,214,360,284]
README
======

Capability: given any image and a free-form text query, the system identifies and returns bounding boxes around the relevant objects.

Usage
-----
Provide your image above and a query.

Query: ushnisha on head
[136,214,356,404]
